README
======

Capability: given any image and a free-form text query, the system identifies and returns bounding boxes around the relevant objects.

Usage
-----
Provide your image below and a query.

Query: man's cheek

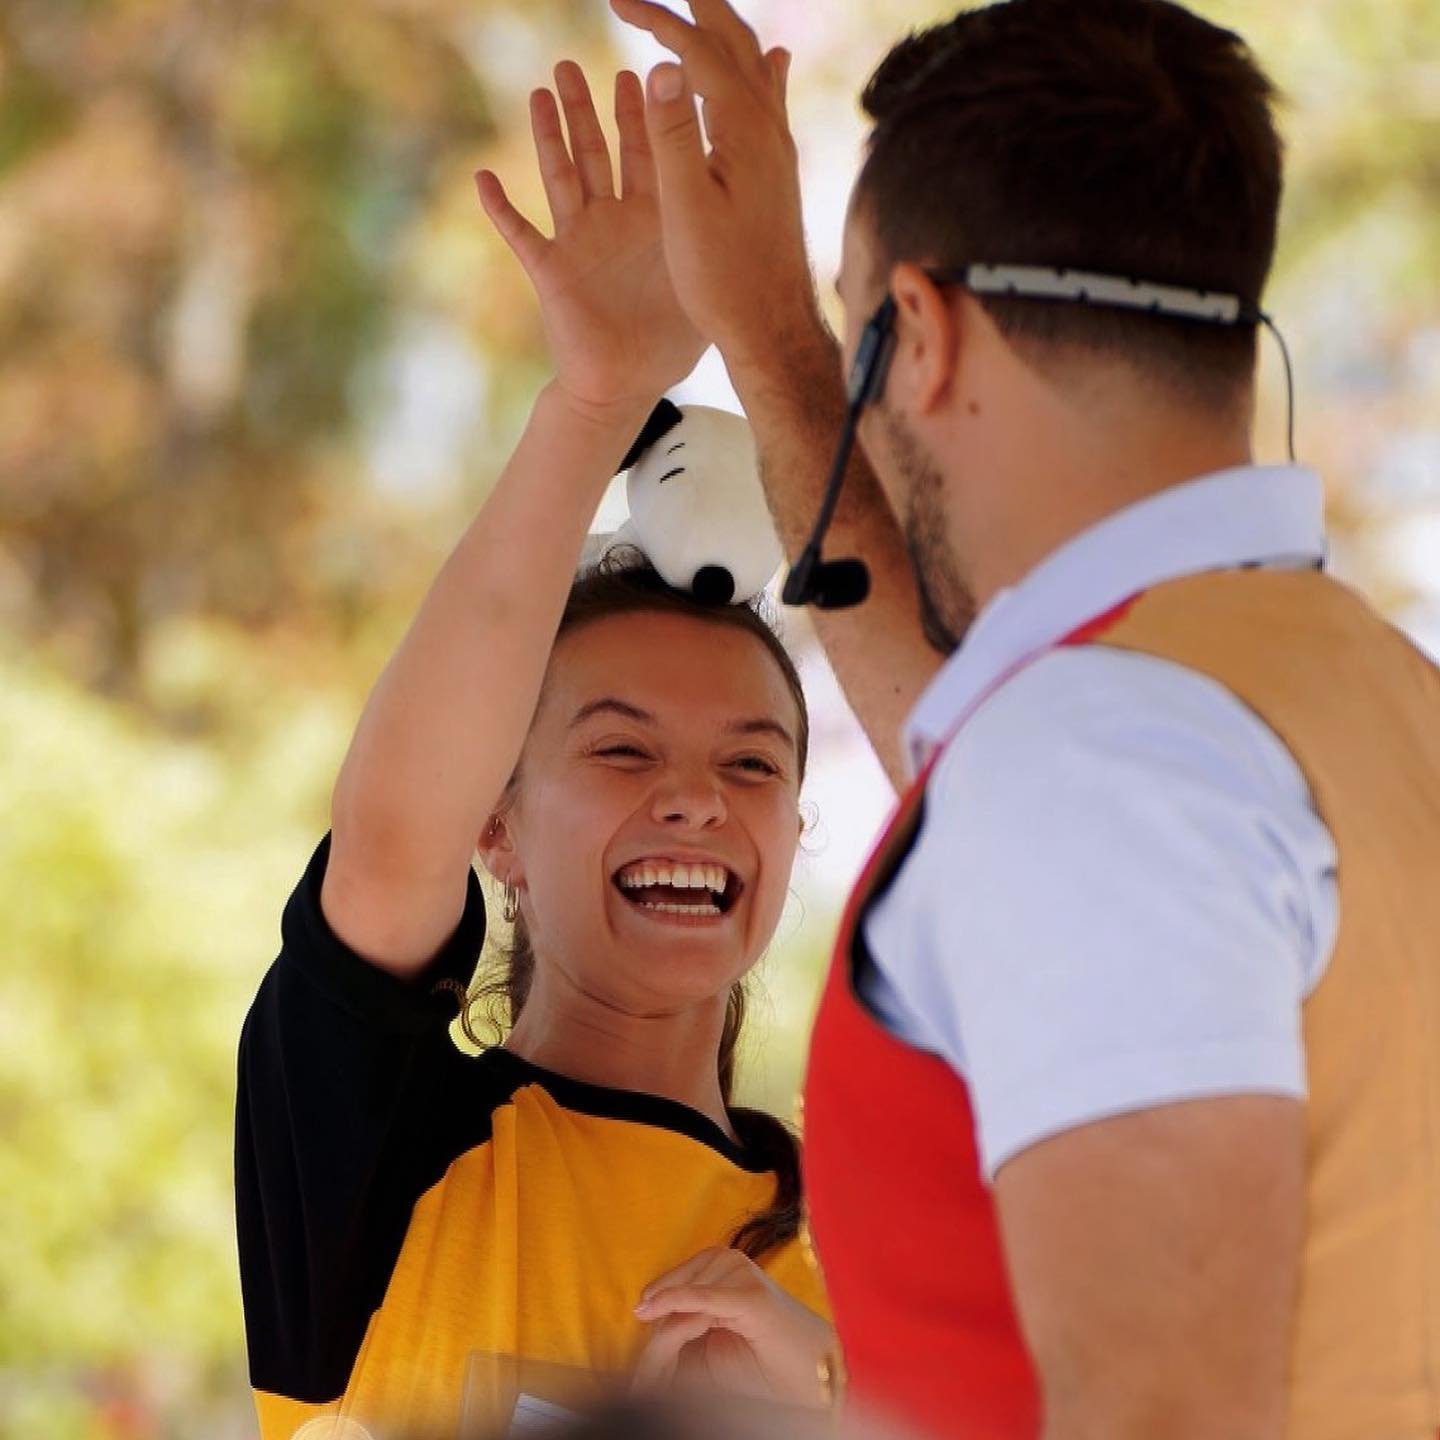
[856,415,899,511]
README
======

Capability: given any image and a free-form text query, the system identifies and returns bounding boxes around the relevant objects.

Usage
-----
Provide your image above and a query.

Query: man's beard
[880,407,976,656]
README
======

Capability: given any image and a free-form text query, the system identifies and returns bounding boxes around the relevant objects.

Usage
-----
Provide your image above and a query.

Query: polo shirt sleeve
[874,645,1338,1181]
[235,833,488,1404]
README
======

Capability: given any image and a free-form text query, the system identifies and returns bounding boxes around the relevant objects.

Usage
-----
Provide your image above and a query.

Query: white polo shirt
[859,465,1340,1180]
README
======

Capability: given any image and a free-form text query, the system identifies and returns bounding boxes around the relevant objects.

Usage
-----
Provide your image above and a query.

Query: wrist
[722,303,836,399]
[535,381,656,459]
[817,1342,847,1410]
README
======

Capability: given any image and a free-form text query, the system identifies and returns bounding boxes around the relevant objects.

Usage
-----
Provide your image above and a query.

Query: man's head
[836,0,1284,648]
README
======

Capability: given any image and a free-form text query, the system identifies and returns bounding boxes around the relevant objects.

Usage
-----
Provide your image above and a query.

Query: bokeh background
[1,0,1437,1434]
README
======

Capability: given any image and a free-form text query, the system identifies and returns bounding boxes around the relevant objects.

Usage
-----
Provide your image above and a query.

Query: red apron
[802,599,1137,1439]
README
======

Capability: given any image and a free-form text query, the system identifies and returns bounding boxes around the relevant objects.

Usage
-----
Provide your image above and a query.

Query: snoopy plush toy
[594,399,783,605]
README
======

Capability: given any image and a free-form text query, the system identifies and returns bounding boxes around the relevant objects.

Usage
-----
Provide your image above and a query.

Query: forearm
[727,317,940,790]
[331,383,650,874]
[1040,1374,1286,1440]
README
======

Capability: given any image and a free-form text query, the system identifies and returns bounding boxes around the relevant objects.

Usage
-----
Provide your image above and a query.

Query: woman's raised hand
[476,63,706,422]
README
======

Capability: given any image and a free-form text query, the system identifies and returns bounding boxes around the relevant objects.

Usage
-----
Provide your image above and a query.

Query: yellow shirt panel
[256,1082,828,1440]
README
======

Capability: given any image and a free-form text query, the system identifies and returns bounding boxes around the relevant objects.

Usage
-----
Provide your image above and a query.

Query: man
[611,1,1440,1438]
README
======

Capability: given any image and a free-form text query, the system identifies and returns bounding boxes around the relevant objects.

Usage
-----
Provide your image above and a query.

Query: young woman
[235,62,833,1440]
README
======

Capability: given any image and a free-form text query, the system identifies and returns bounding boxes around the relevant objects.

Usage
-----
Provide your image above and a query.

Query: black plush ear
[617,398,685,473]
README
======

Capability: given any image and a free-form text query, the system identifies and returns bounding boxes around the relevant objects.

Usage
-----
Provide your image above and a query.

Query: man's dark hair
[855,0,1283,402]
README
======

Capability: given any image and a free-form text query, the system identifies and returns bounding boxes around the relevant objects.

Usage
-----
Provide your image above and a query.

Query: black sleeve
[235,833,490,1403]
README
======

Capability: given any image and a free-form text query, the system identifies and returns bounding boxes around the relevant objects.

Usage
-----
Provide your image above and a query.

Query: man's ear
[476,811,523,888]
[888,261,959,414]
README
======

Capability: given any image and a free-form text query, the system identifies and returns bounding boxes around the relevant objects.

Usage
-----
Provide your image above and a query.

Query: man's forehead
[837,198,880,299]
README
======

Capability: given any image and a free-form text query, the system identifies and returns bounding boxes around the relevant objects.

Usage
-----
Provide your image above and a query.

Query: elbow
[327,771,426,879]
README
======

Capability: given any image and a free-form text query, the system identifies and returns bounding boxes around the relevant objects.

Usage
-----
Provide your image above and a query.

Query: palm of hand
[533,195,703,412]
[476,65,705,419]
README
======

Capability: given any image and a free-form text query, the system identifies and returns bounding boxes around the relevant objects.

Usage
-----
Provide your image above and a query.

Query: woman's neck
[503,972,737,1140]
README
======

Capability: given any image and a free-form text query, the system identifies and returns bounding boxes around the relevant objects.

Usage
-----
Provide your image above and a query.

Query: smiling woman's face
[499,608,805,1017]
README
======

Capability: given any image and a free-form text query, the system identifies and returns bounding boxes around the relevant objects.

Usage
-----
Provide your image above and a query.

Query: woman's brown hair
[460,554,809,1261]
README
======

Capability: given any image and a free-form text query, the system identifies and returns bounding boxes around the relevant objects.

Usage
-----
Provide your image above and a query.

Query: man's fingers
[642,64,711,206]
[685,0,763,65]
[611,0,702,58]
[554,60,615,202]
[765,46,791,104]
[611,0,740,101]
[615,69,655,199]
[530,87,583,228]
[473,170,547,273]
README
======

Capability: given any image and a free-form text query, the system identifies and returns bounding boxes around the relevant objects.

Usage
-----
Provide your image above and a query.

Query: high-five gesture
[476,62,705,419]
[611,0,941,790]
[608,0,817,370]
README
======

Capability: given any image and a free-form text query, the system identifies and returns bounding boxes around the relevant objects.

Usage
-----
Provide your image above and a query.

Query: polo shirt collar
[903,464,1327,776]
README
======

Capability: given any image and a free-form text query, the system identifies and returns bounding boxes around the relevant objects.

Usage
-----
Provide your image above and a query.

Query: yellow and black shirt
[236,836,828,1440]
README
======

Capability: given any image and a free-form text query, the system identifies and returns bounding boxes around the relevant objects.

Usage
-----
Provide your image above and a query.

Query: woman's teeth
[616,860,729,893]
[635,899,721,916]
[615,859,732,917]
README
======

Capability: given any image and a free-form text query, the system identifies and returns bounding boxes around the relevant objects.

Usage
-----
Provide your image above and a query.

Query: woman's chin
[605,888,755,986]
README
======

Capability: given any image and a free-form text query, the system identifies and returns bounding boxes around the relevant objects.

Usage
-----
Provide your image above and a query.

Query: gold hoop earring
[502,881,519,924]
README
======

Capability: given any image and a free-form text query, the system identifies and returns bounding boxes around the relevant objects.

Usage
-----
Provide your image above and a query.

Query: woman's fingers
[637,1252,759,1329]
[636,1280,751,1327]
[631,1311,716,1393]
[530,87,583,229]
[638,1247,737,1308]
[474,170,547,274]
[615,69,655,200]
[554,61,615,202]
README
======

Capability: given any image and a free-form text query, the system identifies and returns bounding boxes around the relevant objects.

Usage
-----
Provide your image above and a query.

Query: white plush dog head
[611,400,782,605]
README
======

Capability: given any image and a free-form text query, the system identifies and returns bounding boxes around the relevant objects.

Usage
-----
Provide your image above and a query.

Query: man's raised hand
[609,0,818,372]
[475,61,704,422]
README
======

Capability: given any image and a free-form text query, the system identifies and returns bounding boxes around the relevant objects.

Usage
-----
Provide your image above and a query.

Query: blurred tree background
[1,0,1437,1434]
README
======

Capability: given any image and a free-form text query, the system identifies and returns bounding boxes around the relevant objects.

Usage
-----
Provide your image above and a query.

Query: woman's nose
[650,770,727,829]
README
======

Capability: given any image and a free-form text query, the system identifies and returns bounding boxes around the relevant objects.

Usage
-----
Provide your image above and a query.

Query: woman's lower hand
[475,61,705,421]
[632,1247,836,1408]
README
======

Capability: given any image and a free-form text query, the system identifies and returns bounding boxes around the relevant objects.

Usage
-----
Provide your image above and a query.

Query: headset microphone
[782,266,1293,612]
[784,552,870,610]
[781,297,896,610]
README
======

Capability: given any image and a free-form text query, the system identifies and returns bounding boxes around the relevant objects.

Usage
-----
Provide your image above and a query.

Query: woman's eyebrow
[570,699,793,752]
[570,697,654,729]
[726,717,796,752]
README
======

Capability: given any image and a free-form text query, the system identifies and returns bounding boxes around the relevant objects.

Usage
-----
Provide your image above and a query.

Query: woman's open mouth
[612,857,743,921]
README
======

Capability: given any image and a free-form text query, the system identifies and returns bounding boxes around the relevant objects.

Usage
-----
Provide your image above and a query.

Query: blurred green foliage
[0,627,348,1434]
[0,0,1437,1434]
